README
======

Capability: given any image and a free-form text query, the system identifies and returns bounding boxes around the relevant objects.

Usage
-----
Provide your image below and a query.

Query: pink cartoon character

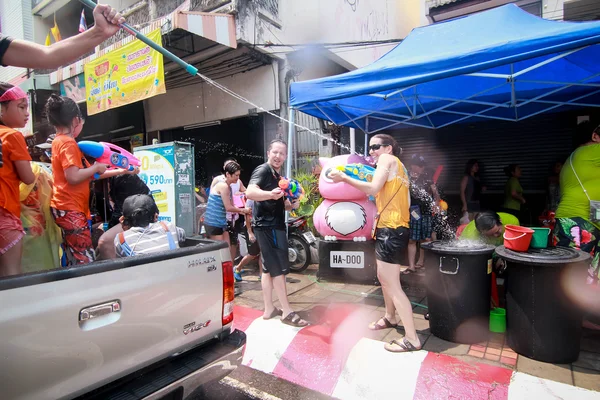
[313,154,378,241]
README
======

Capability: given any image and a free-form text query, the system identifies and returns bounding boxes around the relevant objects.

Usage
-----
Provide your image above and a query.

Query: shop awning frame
[289,4,600,132]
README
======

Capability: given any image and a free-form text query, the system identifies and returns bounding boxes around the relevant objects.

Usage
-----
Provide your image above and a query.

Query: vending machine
[134,141,196,236]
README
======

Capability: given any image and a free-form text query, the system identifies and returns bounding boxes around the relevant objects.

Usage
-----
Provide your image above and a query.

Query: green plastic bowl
[490,307,506,333]
[530,227,551,249]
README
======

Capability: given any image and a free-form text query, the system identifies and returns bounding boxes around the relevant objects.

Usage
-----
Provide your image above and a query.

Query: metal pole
[286,108,295,178]
[350,127,356,154]
[364,131,369,156]
[285,108,295,226]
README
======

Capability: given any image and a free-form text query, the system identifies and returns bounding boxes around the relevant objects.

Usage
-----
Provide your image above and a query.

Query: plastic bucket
[503,225,534,252]
[490,307,506,333]
[530,227,551,249]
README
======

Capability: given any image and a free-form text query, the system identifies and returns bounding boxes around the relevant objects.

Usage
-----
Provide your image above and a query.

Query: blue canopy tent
[285,4,600,174]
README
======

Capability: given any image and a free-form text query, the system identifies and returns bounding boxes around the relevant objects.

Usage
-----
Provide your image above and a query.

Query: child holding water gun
[0,82,35,276]
[45,95,135,266]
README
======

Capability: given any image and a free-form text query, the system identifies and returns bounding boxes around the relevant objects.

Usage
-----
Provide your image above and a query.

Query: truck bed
[0,238,238,400]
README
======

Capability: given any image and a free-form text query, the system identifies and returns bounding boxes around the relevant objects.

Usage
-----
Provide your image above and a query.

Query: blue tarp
[290,4,600,131]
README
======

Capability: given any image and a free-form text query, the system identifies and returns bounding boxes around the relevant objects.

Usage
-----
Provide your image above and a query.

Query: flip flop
[402,268,416,275]
[281,311,309,327]
[263,308,283,320]
[384,337,422,353]
[368,317,398,331]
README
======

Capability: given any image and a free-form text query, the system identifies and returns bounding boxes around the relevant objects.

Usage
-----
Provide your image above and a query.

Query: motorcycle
[287,216,317,272]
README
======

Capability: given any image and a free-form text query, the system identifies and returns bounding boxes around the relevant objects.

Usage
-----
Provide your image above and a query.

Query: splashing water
[193,70,461,235]
[195,72,356,154]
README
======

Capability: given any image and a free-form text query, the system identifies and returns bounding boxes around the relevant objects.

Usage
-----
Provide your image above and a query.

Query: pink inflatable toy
[313,154,378,241]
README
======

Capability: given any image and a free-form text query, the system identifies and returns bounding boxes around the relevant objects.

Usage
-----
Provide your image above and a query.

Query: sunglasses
[369,143,390,151]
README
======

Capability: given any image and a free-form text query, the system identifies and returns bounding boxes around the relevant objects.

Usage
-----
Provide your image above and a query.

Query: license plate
[303,231,316,243]
[330,251,364,269]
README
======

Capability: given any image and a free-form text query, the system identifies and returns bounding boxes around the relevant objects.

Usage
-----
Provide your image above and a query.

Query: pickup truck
[0,238,246,400]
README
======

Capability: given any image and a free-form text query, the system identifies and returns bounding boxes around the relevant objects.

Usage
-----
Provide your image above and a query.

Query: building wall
[0,0,33,82]
[144,62,279,132]
[237,0,423,70]
[543,0,564,20]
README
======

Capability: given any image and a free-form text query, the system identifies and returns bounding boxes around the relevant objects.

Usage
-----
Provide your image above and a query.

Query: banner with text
[84,29,165,116]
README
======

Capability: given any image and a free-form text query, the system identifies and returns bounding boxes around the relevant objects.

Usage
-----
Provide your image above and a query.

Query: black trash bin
[496,246,590,363]
[422,241,496,344]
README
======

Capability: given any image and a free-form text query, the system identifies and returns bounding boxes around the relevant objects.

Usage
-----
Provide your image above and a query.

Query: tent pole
[350,128,356,154]
[364,132,368,156]
[286,108,295,179]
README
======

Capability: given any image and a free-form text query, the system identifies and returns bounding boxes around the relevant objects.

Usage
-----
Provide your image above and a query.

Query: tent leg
[364,132,369,156]
[350,128,356,154]
[286,108,295,178]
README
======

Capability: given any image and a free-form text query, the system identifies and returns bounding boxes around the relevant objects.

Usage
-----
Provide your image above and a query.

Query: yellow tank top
[376,157,410,229]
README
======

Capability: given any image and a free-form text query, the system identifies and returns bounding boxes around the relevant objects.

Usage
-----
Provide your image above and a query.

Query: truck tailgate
[0,240,231,400]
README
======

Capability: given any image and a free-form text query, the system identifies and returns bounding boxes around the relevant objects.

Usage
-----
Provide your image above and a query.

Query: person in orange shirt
[45,95,135,266]
[0,82,35,276]
[329,134,421,353]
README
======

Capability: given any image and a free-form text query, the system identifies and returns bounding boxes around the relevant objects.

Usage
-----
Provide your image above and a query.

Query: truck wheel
[288,234,310,272]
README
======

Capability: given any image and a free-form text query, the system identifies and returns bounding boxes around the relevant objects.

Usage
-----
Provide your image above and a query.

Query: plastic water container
[503,225,534,252]
[490,308,506,333]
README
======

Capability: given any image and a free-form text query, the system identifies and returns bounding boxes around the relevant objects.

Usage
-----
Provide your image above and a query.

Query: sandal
[263,308,283,320]
[281,312,309,327]
[368,317,398,331]
[384,338,422,353]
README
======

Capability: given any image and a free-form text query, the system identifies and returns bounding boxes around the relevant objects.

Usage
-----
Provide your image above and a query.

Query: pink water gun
[78,141,141,179]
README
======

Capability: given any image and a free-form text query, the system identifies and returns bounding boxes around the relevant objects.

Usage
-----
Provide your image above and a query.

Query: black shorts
[255,228,289,277]
[243,230,261,256]
[205,225,225,236]
[227,217,244,245]
[375,226,409,264]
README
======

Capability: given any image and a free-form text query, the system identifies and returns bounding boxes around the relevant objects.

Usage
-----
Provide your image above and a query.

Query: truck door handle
[80,300,121,322]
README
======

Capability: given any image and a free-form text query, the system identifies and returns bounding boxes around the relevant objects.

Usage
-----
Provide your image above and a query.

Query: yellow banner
[85,29,165,116]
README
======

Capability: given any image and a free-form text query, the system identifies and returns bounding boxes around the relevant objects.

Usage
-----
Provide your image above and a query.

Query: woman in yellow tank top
[329,134,421,353]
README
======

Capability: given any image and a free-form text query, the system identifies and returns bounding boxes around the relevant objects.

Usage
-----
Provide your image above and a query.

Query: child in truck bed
[115,194,185,257]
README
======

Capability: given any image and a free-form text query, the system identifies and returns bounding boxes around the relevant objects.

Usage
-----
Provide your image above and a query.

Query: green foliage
[290,157,322,233]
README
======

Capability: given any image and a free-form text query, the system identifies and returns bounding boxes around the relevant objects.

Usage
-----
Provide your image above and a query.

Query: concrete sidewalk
[233,264,600,394]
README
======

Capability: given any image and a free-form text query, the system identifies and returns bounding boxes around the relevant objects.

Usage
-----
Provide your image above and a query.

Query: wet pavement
[192,366,333,400]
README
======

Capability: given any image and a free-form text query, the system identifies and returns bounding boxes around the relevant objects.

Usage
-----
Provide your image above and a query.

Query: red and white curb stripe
[233,305,600,399]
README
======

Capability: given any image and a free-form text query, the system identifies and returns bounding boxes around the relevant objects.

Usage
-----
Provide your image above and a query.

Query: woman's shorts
[375,226,409,265]
[0,207,25,255]
[205,224,225,236]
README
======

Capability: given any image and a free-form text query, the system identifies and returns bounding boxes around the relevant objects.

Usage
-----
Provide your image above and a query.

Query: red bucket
[503,225,535,252]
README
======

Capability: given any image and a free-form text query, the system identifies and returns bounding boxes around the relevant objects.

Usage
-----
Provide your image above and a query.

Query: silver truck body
[0,238,245,400]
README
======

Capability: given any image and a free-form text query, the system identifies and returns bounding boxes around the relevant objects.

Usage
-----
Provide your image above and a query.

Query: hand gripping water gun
[278,177,305,201]
[336,163,376,182]
[78,141,141,179]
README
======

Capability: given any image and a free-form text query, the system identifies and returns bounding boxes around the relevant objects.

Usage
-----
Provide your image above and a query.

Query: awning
[289,4,600,131]
[50,9,236,85]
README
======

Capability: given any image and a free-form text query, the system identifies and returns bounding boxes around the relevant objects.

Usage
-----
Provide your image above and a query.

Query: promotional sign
[136,147,176,223]
[130,133,143,149]
[60,74,86,103]
[84,29,166,116]
[135,142,196,235]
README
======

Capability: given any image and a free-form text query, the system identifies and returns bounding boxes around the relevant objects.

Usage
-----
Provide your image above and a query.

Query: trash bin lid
[495,246,591,265]
[422,240,496,255]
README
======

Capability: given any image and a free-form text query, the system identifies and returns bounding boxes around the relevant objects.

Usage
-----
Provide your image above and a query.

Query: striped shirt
[204,192,227,228]
[114,221,186,257]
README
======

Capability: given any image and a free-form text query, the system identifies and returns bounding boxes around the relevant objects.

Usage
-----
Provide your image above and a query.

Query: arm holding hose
[2,4,124,69]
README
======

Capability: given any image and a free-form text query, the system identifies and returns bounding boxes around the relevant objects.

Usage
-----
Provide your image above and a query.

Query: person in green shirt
[554,120,600,300]
[503,164,526,216]
[460,211,520,246]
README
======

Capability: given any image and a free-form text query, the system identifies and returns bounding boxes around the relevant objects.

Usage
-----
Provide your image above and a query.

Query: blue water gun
[336,163,376,183]
[278,177,305,200]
